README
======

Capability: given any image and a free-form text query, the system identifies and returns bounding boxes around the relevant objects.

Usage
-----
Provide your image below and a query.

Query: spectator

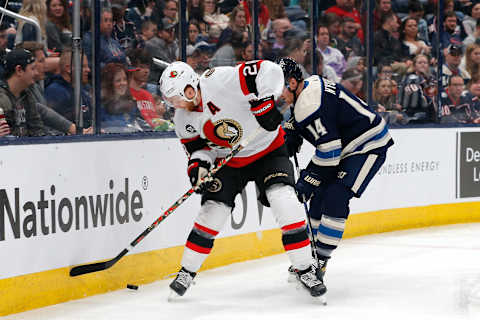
[187,19,205,45]
[111,0,139,51]
[162,0,178,24]
[217,6,250,49]
[373,78,409,125]
[317,24,346,78]
[463,19,480,46]
[400,17,431,58]
[193,41,215,72]
[46,0,72,53]
[271,18,292,52]
[0,49,36,137]
[139,20,158,44]
[374,12,405,64]
[241,0,270,31]
[346,55,366,74]
[15,0,47,47]
[203,0,229,42]
[209,29,244,67]
[377,61,394,80]
[335,16,364,59]
[439,75,480,124]
[325,0,364,42]
[127,48,164,130]
[126,0,150,31]
[44,49,92,128]
[442,44,471,87]
[399,54,435,123]
[340,68,363,96]
[145,18,178,82]
[187,0,205,24]
[263,0,286,20]
[374,0,393,31]
[403,0,429,45]
[464,43,480,77]
[315,48,339,82]
[280,38,309,78]
[83,7,127,68]
[101,63,143,133]
[240,42,255,62]
[323,13,342,41]
[17,41,73,135]
[430,12,464,51]
[463,2,480,37]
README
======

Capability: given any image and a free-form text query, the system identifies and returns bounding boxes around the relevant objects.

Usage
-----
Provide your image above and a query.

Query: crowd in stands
[1,0,480,139]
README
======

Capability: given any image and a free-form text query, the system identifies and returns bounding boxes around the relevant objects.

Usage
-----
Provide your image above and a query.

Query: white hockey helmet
[159,61,200,107]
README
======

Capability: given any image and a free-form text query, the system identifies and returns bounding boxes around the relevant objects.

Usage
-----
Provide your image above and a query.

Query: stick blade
[69,261,112,276]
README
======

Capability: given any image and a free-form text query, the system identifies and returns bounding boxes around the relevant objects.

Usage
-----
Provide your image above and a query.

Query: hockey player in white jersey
[159,61,326,300]
[278,57,394,288]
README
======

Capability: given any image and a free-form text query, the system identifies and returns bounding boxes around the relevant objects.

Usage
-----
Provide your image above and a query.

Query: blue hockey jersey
[292,75,394,172]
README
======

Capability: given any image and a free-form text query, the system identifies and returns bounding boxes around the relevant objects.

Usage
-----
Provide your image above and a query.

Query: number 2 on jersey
[306,118,328,140]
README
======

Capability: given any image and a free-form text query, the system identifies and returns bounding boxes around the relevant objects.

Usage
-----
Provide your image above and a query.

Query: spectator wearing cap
[442,44,471,87]
[209,29,245,67]
[325,0,364,42]
[17,41,90,135]
[145,18,178,64]
[45,49,93,128]
[83,7,127,68]
[46,0,72,53]
[341,68,364,96]
[0,49,37,137]
[127,48,164,131]
[317,24,346,78]
[335,17,364,60]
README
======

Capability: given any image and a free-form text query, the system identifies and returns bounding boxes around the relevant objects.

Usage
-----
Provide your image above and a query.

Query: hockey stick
[292,154,320,264]
[70,127,264,277]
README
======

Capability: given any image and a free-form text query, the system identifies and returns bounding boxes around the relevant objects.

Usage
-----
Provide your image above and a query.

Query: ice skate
[168,267,196,301]
[295,265,327,304]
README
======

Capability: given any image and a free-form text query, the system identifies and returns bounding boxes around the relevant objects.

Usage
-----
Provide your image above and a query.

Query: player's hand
[295,169,322,203]
[187,159,213,194]
[283,118,303,156]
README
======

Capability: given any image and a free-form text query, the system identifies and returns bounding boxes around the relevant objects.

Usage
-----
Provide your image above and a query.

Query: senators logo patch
[203,119,243,148]
[170,71,178,78]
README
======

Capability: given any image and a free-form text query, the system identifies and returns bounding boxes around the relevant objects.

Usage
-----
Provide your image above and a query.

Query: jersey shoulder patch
[294,76,323,123]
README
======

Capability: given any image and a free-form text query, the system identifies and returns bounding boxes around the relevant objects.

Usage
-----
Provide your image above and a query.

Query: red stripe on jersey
[239,60,264,96]
[284,239,310,251]
[180,135,200,144]
[194,223,219,236]
[282,221,306,232]
[202,119,233,148]
[226,127,285,168]
[186,241,212,254]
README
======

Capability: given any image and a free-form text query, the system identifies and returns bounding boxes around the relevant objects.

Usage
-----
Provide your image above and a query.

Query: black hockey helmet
[278,57,303,85]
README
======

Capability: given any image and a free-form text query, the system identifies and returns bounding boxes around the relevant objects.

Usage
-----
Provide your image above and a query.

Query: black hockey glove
[187,159,213,194]
[250,95,283,131]
[295,169,323,203]
[283,116,303,157]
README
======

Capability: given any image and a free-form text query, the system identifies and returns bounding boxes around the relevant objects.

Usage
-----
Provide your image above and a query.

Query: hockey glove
[295,169,323,203]
[250,95,283,131]
[187,159,213,194]
[283,116,303,157]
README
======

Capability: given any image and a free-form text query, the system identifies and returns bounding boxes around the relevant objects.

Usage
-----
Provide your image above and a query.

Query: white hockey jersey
[174,60,285,168]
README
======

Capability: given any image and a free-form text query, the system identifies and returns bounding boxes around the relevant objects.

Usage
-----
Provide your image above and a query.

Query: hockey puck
[127,284,139,290]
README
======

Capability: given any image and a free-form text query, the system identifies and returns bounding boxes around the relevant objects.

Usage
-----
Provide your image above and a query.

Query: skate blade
[167,289,182,302]
[294,282,328,305]
[315,294,327,305]
[287,272,297,283]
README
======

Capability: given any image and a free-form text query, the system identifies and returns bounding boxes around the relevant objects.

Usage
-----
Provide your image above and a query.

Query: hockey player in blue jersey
[278,57,394,287]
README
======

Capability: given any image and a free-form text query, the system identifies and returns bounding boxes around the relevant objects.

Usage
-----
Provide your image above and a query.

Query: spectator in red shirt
[127,48,164,131]
[325,0,364,42]
[241,0,269,31]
